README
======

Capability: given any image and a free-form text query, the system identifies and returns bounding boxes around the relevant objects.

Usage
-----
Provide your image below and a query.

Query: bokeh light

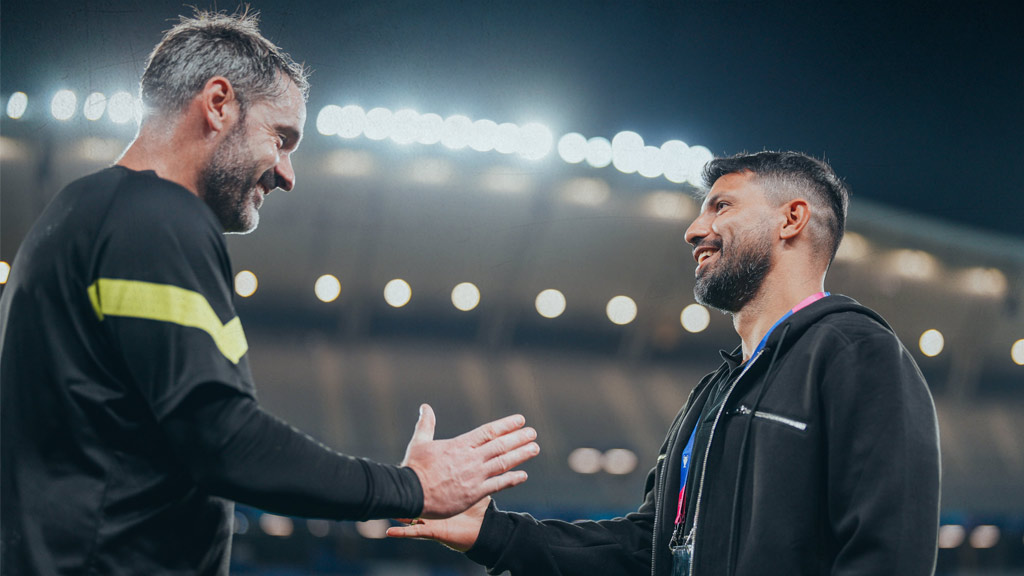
[83,92,107,121]
[606,295,638,325]
[1012,339,1024,365]
[107,92,136,124]
[919,329,944,357]
[567,447,602,474]
[234,270,258,298]
[50,90,77,121]
[336,105,367,139]
[557,132,588,164]
[314,274,342,303]
[681,304,710,333]
[6,92,28,119]
[451,282,481,311]
[384,278,412,308]
[535,289,566,319]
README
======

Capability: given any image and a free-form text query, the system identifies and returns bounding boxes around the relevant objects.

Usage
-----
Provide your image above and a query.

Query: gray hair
[140,8,309,118]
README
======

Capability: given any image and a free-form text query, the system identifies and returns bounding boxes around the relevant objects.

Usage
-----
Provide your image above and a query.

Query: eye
[716,201,729,212]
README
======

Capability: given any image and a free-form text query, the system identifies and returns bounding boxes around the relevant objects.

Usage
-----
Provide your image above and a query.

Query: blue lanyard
[674,292,829,526]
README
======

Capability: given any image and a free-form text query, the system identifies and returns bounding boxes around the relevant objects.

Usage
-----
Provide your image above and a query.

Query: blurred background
[2,1,1022,574]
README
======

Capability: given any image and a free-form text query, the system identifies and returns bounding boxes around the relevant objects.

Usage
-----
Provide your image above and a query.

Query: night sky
[2,1,1021,238]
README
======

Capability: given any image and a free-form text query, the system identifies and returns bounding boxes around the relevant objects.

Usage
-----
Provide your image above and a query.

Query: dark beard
[200,122,262,234]
[693,229,773,314]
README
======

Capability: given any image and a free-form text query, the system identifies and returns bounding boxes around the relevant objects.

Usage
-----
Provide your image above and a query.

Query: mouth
[693,246,720,274]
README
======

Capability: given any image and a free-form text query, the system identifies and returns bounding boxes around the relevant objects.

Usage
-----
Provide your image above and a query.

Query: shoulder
[106,168,219,231]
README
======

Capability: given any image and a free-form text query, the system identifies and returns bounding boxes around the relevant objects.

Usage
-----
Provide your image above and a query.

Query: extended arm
[162,385,539,520]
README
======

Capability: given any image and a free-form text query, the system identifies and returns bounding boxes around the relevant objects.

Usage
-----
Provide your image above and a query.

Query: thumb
[412,403,436,444]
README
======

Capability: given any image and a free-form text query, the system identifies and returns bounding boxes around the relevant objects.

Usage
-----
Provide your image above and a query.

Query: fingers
[475,426,537,461]
[481,441,540,478]
[386,523,433,540]
[479,469,530,496]
[460,413,526,447]
[411,403,436,444]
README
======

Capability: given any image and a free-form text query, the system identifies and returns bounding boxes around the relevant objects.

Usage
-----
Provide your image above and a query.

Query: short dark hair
[702,151,850,265]
[140,8,309,118]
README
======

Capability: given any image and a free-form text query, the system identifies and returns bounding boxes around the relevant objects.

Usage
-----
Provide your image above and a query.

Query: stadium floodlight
[535,289,566,319]
[441,115,473,150]
[637,145,665,178]
[681,303,710,333]
[611,131,644,174]
[919,329,944,357]
[415,113,444,145]
[493,122,520,154]
[660,139,690,183]
[107,92,136,124]
[363,107,394,141]
[384,279,412,308]
[7,92,29,119]
[469,118,499,152]
[316,105,344,136]
[517,122,553,160]
[606,295,638,325]
[451,282,481,311]
[314,274,342,303]
[557,132,588,164]
[83,92,107,121]
[389,108,421,145]
[585,137,613,168]
[51,90,77,121]
[336,105,367,139]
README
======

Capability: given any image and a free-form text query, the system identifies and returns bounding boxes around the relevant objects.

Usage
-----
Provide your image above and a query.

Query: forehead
[700,171,768,210]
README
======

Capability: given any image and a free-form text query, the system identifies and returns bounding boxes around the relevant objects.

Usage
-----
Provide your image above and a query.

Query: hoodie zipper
[734,405,807,431]
[653,381,703,576]
[686,348,764,575]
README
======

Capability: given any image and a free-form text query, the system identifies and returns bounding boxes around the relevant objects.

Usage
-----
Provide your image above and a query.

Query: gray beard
[200,123,261,234]
[693,231,773,314]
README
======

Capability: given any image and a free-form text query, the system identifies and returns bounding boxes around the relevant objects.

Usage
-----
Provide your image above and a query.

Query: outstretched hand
[388,497,491,552]
[401,404,538,519]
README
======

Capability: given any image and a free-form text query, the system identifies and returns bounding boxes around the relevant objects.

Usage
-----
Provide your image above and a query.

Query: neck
[116,116,206,197]
[732,273,825,362]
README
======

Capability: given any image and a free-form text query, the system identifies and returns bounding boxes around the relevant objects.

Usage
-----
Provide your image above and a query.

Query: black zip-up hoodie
[466,295,941,576]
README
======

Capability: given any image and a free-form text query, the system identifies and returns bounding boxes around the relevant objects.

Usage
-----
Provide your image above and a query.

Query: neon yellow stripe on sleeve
[87,278,248,364]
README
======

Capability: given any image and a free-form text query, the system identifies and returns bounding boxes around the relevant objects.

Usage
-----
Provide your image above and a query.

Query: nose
[274,154,296,192]
[684,210,712,247]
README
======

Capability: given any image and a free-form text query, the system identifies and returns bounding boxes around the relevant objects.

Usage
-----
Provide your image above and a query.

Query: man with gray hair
[0,10,538,575]
[390,151,940,576]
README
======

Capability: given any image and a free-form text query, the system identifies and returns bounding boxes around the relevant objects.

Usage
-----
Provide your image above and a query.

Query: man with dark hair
[0,10,538,575]
[389,151,941,576]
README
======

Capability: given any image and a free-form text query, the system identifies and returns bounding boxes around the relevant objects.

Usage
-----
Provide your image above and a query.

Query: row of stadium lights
[1,261,1016,361]
[235,269,713,331]
[230,269,1024,362]
[2,89,1021,360]
[5,90,712,183]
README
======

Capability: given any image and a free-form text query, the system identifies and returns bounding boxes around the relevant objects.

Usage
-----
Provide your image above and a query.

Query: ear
[199,77,239,134]
[779,199,811,240]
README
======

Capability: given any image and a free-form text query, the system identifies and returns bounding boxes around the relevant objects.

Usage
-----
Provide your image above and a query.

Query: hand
[387,497,491,552]
[400,404,538,519]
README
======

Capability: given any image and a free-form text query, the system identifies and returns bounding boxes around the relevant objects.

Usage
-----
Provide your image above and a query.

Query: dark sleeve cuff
[359,461,424,520]
[465,499,515,568]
